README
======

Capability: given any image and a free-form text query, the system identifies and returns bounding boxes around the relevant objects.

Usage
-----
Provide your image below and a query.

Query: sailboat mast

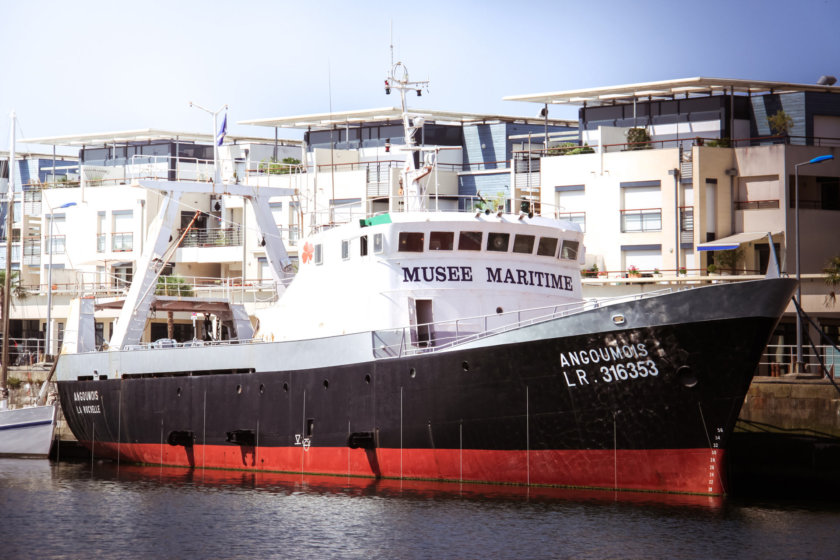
[1,111,16,405]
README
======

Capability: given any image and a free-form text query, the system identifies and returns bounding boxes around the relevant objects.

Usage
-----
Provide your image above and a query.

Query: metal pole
[46,211,53,359]
[793,154,834,372]
[213,112,219,187]
[794,162,802,372]
[675,170,680,274]
[2,112,17,406]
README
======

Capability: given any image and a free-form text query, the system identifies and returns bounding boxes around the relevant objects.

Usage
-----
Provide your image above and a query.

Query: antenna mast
[384,60,430,211]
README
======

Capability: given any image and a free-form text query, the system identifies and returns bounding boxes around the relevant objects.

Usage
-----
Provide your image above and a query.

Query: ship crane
[103,180,295,351]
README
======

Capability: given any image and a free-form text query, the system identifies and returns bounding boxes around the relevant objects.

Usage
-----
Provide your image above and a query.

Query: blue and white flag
[216,113,227,146]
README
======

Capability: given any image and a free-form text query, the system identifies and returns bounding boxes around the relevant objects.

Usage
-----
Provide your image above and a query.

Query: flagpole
[189,102,228,192]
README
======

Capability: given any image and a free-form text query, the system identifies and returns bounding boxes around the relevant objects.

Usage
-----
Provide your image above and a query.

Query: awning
[697,231,780,251]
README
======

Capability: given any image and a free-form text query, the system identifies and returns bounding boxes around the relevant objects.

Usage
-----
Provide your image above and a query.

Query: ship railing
[122,336,271,352]
[372,288,676,358]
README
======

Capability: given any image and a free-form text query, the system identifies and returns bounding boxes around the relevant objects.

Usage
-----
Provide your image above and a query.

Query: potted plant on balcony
[768,110,793,140]
[678,266,687,276]
[582,264,599,278]
[628,265,641,278]
[707,263,719,276]
[716,248,743,275]
[626,127,652,150]
[653,268,662,278]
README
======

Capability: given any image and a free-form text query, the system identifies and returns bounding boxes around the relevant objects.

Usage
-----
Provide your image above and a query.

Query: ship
[53,65,795,495]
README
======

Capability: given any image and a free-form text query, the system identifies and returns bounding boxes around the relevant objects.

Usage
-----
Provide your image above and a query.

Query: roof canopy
[239,107,577,130]
[21,128,299,148]
[504,77,840,108]
[697,231,782,251]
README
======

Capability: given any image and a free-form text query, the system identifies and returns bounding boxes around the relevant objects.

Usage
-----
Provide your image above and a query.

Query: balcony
[177,227,242,248]
[621,208,662,232]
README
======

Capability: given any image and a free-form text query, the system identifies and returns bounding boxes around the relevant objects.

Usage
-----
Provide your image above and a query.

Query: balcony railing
[735,199,780,210]
[758,344,840,378]
[621,208,662,232]
[22,237,40,266]
[43,235,66,255]
[177,227,242,248]
[557,211,586,232]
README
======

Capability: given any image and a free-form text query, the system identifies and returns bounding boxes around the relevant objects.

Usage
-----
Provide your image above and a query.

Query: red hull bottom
[82,442,726,495]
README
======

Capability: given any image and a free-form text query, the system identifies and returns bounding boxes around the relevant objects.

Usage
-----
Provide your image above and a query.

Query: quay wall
[739,377,840,436]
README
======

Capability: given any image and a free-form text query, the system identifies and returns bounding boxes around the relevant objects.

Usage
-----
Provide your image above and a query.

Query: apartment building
[506,77,840,372]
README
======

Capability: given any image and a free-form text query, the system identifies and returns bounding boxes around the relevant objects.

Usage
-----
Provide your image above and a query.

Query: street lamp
[45,201,76,360]
[794,153,834,373]
[188,101,228,189]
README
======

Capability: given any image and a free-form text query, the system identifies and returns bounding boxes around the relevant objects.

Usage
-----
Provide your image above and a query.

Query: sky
[1,0,839,151]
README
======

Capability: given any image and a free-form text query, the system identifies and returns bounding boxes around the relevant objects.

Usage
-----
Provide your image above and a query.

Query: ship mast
[384,62,431,212]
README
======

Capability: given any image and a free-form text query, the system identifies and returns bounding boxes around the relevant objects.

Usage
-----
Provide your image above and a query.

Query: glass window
[373,233,384,253]
[487,232,510,252]
[341,240,349,260]
[560,240,579,260]
[512,234,535,254]
[82,148,108,163]
[429,231,454,251]
[537,237,558,257]
[458,231,482,251]
[360,235,368,256]
[314,243,323,265]
[398,232,425,252]
[141,143,170,156]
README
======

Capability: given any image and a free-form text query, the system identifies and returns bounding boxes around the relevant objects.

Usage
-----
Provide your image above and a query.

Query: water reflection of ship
[76,462,725,510]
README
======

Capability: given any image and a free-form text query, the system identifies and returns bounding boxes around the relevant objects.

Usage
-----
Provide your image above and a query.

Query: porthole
[176,387,182,397]
[462,361,470,372]
[364,374,371,384]
[496,307,503,314]
[236,384,242,394]
[409,367,416,379]
[323,379,329,389]
[259,384,265,395]
[283,382,289,392]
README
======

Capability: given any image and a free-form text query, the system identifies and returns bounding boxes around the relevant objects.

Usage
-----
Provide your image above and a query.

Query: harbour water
[1,458,839,559]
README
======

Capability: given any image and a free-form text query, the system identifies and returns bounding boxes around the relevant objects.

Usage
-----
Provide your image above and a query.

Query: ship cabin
[255,211,585,347]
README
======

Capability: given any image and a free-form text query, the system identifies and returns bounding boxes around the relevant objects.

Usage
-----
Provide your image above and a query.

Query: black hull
[58,278,796,494]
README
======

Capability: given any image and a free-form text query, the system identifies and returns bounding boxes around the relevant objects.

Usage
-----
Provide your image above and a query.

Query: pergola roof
[239,107,577,130]
[504,77,840,107]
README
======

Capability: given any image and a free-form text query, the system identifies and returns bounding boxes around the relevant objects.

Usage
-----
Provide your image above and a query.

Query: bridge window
[398,232,425,252]
[560,240,579,260]
[373,233,384,254]
[458,231,482,251]
[341,240,350,260]
[360,235,368,256]
[314,243,323,265]
[512,234,535,254]
[429,231,454,251]
[487,232,510,252]
[537,237,558,257]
